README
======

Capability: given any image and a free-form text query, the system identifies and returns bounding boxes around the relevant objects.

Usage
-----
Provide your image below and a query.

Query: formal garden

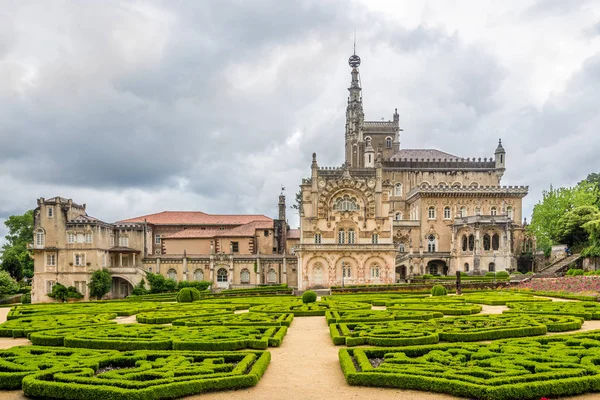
[1,285,600,399]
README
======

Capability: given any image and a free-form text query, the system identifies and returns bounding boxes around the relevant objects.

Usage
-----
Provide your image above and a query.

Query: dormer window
[333,195,360,211]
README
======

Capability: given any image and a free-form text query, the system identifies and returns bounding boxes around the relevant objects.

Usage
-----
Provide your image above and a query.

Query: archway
[395,265,407,282]
[216,268,228,288]
[427,260,447,276]
[111,276,133,299]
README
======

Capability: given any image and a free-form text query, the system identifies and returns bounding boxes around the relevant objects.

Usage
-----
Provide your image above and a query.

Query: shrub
[131,279,149,296]
[495,271,510,279]
[0,271,19,295]
[422,274,433,279]
[302,290,317,304]
[176,287,202,303]
[20,293,31,304]
[47,284,83,302]
[526,271,534,275]
[146,272,178,294]
[571,269,585,276]
[88,268,112,299]
[485,272,496,277]
[431,285,447,296]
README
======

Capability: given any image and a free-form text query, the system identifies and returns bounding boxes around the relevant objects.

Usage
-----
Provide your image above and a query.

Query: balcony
[393,220,420,227]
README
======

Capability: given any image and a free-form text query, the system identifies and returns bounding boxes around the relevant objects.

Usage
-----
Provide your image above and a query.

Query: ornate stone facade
[297,53,528,289]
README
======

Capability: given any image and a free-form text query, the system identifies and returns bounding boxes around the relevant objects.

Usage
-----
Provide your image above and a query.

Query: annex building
[296,51,528,290]
[30,195,299,303]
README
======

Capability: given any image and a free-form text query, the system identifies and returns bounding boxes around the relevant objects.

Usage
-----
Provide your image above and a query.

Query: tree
[581,172,600,205]
[88,268,112,299]
[583,218,600,257]
[146,272,177,293]
[528,182,599,252]
[1,210,34,280]
[556,205,600,248]
[131,279,149,296]
[0,270,19,295]
[291,189,302,211]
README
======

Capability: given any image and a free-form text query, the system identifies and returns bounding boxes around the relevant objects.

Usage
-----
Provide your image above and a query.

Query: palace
[295,51,528,290]
[30,52,529,302]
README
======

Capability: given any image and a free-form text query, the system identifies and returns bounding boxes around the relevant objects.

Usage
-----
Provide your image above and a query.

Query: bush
[20,293,31,304]
[495,271,510,279]
[422,274,433,279]
[47,284,83,302]
[177,288,202,303]
[88,268,112,299]
[302,290,317,304]
[431,285,447,296]
[0,271,19,295]
[571,269,584,276]
[485,272,496,277]
[146,272,178,294]
[131,279,149,296]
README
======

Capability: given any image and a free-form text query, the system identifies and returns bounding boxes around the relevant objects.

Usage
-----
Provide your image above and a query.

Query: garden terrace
[329,314,582,346]
[20,349,270,400]
[325,310,443,324]
[172,313,294,327]
[28,323,288,351]
[0,313,117,338]
[339,331,600,400]
[249,301,370,316]
[504,301,600,320]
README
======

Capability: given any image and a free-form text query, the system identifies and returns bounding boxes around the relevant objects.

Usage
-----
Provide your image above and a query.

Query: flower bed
[517,276,600,297]
[339,332,600,400]
[29,323,288,351]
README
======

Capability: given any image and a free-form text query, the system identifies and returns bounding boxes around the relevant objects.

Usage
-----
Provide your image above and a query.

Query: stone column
[119,253,123,267]
[156,258,160,274]
[182,256,188,281]
[256,257,261,284]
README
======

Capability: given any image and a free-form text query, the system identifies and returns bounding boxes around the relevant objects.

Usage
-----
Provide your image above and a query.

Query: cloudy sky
[1,0,600,246]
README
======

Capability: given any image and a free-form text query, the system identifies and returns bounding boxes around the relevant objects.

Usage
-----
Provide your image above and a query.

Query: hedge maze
[173,312,294,327]
[28,323,288,351]
[0,313,117,338]
[387,301,483,315]
[249,301,370,316]
[340,332,600,400]
[505,301,600,320]
[325,310,443,324]
[0,346,270,400]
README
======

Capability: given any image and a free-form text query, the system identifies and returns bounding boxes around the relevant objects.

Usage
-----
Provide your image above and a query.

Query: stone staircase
[535,253,582,277]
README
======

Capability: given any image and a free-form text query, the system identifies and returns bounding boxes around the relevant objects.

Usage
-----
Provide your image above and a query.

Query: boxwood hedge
[504,301,600,320]
[172,312,294,327]
[339,331,600,400]
[387,302,482,315]
[20,349,270,400]
[29,323,288,351]
[325,310,443,324]
[0,313,117,338]
[249,301,370,316]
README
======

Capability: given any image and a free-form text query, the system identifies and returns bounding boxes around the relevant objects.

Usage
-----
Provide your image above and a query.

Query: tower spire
[345,37,364,168]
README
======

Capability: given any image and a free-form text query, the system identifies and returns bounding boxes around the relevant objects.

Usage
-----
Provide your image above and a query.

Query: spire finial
[349,31,360,68]
[353,29,356,56]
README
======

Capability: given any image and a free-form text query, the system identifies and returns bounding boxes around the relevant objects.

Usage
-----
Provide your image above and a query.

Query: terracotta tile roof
[287,229,300,239]
[163,220,274,239]
[118,211,272,226]
[390,149,459,161]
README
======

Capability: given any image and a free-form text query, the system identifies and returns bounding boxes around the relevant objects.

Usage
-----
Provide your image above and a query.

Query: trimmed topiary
[176,287,202,303]
[302,290,317,304]
[431,285,447,296]
[495,271,509,279]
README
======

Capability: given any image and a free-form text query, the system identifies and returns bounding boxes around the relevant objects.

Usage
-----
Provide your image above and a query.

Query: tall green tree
[556,205,600,247]
[1,210,34,280]
[528,181,599,252]
[88,268,112,299]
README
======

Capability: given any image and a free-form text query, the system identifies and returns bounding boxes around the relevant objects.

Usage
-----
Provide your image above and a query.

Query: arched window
[148,267,153,273]
[371,263,380,278]
[492,234,500,251]
[428,206,436,219]
[386,137,392,148]
[488,263,495,272]
[194,269,204,281]
[314,233,322,244]
[338,230,345,244]
[427,234,436,252]
[217,268,228,283]
[462,235,468,251]
[460,206,467,217]
[167,269,177,281]
[267,268,277,283]
[342,261,351,278]
[444,206,451,219]
[464,263,469,272]
[507,206,514,220]
[475,206,481,216]
[347,229,355,244]
[483,234,491,251]
[240,268,250,284]
[333,195,360,211]
[394,183,403,196]
[395,212,403,221]
[313,263,323,284]
[468,234,475,251]
[35,229,45,249]
[490,206,497,216]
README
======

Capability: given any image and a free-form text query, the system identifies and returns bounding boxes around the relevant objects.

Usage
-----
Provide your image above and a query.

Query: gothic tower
[345,47,364,168]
